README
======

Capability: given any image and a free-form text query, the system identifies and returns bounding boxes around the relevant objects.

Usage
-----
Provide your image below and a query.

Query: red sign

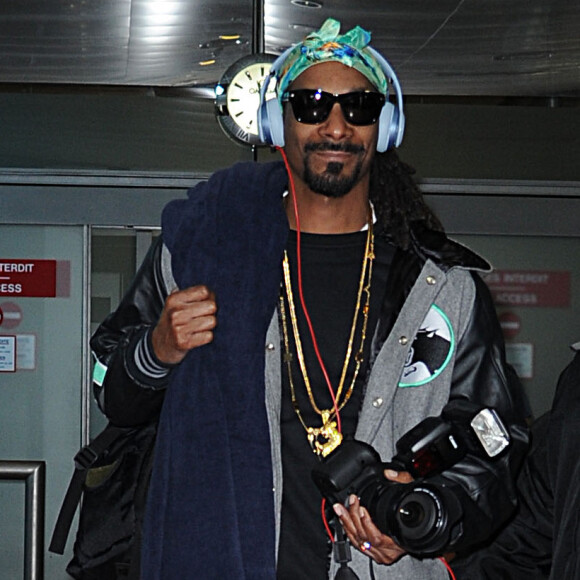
[498,312,521,339]
[0,260,70,298]
[0,301,23,329]
[485,270,570,308]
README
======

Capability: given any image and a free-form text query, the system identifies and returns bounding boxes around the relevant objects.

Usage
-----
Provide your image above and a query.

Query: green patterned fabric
[277,18,388,104]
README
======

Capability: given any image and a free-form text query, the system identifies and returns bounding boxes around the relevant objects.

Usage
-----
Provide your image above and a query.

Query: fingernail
[359,507,365,518]
[385,469,399,478]
[333,503,346,518]
[349,494,357,506]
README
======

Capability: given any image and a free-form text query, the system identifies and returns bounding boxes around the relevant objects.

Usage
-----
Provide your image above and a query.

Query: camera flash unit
[470,408,510,457]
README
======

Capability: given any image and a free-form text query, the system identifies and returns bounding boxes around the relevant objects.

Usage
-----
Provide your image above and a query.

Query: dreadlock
[369,148,443,249]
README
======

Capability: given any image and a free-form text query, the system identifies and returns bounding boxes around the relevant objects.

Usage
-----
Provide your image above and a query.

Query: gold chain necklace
[279,215,375,457]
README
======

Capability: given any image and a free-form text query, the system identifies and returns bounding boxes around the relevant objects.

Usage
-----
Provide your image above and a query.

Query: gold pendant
[307,411,343,457]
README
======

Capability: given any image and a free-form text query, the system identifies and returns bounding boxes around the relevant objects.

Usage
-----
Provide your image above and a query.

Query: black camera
[311,401,510,555]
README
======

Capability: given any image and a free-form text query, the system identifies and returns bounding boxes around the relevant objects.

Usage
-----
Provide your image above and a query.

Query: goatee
[303,142,365,198]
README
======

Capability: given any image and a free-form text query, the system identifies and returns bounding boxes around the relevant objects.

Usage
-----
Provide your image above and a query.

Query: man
[91,18,528,579]
[452,341,580,579]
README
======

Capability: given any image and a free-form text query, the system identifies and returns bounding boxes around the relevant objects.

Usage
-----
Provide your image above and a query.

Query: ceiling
[0,0,578,98]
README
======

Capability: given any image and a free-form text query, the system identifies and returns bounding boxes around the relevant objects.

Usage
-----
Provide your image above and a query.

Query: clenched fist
[151,285,217,365]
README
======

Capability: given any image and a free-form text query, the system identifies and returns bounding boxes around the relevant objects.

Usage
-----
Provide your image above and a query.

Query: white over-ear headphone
[258,45,405,152]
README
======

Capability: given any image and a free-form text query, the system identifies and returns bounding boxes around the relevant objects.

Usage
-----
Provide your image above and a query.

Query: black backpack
[50,420,158,580]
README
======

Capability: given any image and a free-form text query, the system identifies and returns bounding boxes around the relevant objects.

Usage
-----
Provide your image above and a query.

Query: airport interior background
[0,1,579,578]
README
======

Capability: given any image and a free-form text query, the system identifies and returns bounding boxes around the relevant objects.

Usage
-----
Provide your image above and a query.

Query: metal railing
[0,460,46,580]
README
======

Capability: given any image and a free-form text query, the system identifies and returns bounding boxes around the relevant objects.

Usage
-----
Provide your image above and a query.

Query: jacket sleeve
[451,413,552,579]
[90,236,174,426]
[434,274,530,553]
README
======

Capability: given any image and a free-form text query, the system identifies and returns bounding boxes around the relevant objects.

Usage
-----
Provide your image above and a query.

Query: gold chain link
[279,212,375,456]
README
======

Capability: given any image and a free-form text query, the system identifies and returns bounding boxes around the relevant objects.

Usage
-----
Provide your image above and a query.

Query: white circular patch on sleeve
[398,305,455,388]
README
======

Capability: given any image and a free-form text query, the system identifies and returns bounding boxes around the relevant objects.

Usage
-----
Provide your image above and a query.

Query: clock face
[216,54,277,146]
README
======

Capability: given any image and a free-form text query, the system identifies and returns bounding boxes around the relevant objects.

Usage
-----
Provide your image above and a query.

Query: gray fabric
[265,316,284,555]
[161,243,178,293]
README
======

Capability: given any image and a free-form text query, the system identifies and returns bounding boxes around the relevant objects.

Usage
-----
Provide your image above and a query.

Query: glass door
[0,225,86,580]
[453,234,580,419]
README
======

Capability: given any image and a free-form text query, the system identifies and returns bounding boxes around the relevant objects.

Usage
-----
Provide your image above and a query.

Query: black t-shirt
[276,229,394,579]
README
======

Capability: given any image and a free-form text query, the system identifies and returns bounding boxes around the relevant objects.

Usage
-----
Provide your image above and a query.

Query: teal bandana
[276,18,388,105]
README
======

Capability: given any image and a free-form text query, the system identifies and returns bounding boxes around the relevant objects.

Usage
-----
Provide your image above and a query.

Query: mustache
[304,142,365,154]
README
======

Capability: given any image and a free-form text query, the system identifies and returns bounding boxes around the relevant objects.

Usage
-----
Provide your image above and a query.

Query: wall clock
[215,53,277,147]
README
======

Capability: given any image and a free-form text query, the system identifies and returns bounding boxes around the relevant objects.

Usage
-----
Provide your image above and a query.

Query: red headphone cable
[277,146,343,433]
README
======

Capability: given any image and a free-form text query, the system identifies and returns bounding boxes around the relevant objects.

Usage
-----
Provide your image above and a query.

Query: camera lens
[398,501,426,528]
[395,489,440,541]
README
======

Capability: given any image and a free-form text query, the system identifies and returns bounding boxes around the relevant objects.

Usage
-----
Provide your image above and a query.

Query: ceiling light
[290,0,323,8]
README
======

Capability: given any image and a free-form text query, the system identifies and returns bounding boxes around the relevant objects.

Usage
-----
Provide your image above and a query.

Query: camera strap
[333,523,360,580]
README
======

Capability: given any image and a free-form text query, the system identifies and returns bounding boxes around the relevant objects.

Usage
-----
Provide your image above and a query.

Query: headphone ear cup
[260,97,285,148]
[376,102,394,153]
[258,46,296,147]
[376,101,406,153]
[366,46,405,152]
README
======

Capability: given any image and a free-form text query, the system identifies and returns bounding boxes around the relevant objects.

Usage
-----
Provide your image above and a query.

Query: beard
[303,142,365,198]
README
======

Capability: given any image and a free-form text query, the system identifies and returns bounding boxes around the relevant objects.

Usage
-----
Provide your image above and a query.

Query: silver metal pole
[0,461,46,580]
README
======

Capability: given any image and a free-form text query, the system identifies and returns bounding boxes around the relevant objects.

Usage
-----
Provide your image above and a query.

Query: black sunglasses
[282,89,386,126]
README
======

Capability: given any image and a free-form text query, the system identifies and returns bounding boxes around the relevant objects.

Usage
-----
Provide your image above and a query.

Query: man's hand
[151,285,217,365]
[332,469,413,565]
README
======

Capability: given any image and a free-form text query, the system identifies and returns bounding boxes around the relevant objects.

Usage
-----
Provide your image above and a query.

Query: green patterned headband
[277,18,388,104]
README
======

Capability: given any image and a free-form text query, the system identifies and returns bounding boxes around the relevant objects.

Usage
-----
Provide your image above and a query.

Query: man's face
[282,61,381,199]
